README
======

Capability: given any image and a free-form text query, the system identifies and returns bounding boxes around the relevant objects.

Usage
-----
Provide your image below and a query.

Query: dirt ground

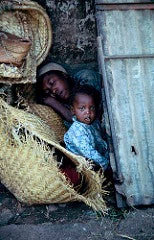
[0,183,153,240]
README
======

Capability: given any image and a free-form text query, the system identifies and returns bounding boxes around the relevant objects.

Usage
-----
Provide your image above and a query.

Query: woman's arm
[43,96,73,122]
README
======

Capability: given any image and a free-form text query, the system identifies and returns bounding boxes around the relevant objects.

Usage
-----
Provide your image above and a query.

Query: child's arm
[77,136,109,170]
[42,96,73,122]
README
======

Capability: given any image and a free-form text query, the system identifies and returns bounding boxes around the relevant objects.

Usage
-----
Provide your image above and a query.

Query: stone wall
[34,0,98,73]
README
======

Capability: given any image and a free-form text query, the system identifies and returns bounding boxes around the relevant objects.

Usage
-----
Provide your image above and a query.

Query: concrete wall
[34,0,98,73]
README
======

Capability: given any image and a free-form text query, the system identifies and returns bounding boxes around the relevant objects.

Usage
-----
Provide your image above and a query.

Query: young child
[36,62,102,127]
[64,84,109,171]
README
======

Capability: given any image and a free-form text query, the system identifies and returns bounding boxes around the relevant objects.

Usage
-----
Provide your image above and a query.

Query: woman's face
[42,73,70,100]
[72,93,96,125]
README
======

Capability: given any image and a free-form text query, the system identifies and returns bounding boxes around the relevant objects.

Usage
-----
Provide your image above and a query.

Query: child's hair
[69,84,101,109]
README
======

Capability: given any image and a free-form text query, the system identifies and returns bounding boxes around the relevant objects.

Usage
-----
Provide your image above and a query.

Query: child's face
[72,93,96,124]
[42,73,70,100]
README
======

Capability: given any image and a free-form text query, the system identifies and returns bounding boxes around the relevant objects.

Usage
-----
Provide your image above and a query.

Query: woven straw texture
[15,83,37,106]
[0,98,107,213]
[28,103,67,143]
[0,0,52,84]
[0,30,32,67]
[13,84,67,142]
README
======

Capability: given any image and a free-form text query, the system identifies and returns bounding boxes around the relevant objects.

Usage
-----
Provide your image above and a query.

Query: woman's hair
[36,70,75,103]
[69,84,101,110]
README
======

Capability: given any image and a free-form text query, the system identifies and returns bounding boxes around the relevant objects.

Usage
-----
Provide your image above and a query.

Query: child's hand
[92,163,101,172]
[86,159,101,172]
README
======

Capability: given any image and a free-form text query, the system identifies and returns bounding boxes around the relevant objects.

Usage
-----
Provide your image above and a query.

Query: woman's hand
[42,95,56,105]
[42,96,73,122]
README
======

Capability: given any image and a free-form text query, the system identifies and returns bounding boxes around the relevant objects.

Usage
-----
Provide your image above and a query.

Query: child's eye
[90,106,95,111]
[79,106,85,111]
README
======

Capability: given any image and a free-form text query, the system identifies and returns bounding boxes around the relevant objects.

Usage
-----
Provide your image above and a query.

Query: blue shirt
[64,118,109,170]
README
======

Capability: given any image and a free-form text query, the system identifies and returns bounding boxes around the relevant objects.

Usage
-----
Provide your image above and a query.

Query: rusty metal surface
[95,3,154,207]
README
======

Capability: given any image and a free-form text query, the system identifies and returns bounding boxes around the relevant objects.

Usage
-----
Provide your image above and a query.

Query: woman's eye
[49,80,54,86]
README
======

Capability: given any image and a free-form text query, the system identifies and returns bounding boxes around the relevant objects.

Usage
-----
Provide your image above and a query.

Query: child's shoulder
[72,119,87,130]
[67,120,89,135]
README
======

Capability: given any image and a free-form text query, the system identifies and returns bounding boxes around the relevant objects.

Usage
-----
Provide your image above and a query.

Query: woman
[36,62,102,125]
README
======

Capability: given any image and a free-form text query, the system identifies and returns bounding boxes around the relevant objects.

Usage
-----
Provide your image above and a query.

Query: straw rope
[0,98,107,213]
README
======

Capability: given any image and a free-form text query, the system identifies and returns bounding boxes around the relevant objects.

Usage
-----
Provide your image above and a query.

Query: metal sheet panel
[95,0,152,3]
[96,9,154,56]
[95,4,154,206]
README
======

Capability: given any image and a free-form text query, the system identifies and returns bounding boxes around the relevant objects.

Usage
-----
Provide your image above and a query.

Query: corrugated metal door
[95,1,154,207]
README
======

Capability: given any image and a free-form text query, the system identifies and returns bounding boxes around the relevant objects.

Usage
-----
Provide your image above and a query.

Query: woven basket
[0,0,52,83]
[0,98,107,213]
[28,103,67,143]
[13,84,67,142]
[0,31,32,67]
